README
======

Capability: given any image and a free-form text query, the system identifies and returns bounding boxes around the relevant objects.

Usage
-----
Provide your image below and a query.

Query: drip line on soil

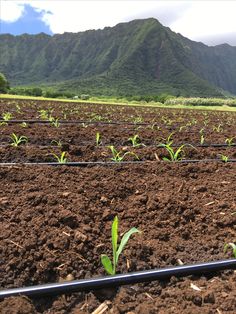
[0,119,158,126]
[0,143,235,148]
[0,259,235,299]
[0,159,236,166]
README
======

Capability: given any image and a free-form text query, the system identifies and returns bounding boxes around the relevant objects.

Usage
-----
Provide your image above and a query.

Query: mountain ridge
[1,18,236,97]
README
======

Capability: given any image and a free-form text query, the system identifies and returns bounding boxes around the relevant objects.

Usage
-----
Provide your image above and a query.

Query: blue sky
[1,1,236,45]
[0,4,52,35]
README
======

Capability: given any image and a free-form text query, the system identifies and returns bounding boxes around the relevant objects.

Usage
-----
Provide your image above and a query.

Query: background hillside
[1,18,236,97]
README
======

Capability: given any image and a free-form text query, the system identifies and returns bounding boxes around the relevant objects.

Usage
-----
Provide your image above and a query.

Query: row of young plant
[1,98,236,127]
[1,110,235,145]
[3,129,236,148]
[3,132,234,163]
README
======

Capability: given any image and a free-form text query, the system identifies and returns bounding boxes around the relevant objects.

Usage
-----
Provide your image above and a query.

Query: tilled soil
[0,123,235,146]
[0,163,236,313]
[0,145,236,163]
[0,99,236,313]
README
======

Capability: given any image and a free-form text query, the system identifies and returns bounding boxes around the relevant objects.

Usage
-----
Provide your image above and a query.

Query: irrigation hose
[0,143,235,148]
[0,119,155,126]
[0,259,235,299]
[0,159,236,166]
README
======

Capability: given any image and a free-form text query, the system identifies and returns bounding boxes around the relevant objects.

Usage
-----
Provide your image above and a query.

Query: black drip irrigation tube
[0,119,156,127]
[0,142,235,148]
[0,259,235,299]
[0,159,236,167]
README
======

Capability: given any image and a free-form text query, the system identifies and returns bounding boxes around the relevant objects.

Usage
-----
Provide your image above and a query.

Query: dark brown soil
[0,98,236,313]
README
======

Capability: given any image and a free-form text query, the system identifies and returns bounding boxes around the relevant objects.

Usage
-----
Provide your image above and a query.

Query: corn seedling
[159,132,174,146]
[96,132,102,146]
[20,122,28,128]
[10,133,28,147]
[220,154,229,163]
[82,123,88,128]
[224,242,236,258]
[200,128,205,145]
[2,112,12,121]
[161,116,172,125]
[14,104,22,114]
[39,109,49,120]
[225,137,235,147]
[108,145,139,162]
[133,116,143,124]
[101,216,140,275]
[158,143,193,161]
[90,113,102,121]
[52,151,67,163]
[50,118,60,128]
[150,123,160,131]
[213,123,223,133]
[51,140,63,148]
[179,125,187,132]
[128,134,145,147]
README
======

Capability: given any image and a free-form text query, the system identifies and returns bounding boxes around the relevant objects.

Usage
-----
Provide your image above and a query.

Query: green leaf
[163,157,171,161]
[224,243,236,258]
[112,216,118,269]
[116,227,140,265]
[101,254,114,275]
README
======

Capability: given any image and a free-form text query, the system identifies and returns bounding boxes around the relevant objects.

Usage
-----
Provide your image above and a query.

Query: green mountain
[1,18,236,97]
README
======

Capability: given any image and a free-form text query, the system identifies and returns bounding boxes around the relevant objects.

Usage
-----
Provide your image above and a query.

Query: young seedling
[213,123,223,133]
[49,115,60,128]
[108,145,139,162]
[224,243,236,258]
[90,113,102,121]
[150,123,160,131]
[15,104,21,113]
[225,137,235,147]
[101,216,140,275]
[96,132,102,146]
[159,132,174,146]
[52,151,67,163]
[20,122,28,128]
[158,143,194,161]
[133,116,143,124]
[179,125,187,132]
[51,140,63,148]
[200,128,205,145]
[128,134,145,147]
[2,112,12,122]
[220,154,229,163]
[9,133,28,147]
[39,109,49,120]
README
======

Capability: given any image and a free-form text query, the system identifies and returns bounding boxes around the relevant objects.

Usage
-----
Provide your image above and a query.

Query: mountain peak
[0,18,235,97]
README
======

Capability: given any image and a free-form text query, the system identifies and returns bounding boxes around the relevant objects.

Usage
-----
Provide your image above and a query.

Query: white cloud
[169,1,236,41]
[1,1,25,22]
[1,1,236,45]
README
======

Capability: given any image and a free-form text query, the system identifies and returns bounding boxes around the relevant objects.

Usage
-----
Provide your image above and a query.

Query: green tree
[25,87,43,97]
[0,73,10,93]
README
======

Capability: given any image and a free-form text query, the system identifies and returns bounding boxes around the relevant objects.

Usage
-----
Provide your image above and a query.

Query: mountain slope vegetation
[1,18,236,97]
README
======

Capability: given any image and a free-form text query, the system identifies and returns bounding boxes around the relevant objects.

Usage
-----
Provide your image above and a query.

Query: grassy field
[1,93,236,112]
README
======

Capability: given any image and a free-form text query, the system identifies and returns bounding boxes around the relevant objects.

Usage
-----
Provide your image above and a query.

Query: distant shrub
[164,97,236,107]
[44,91,63,98]
[9,87,42,96]
[126,94,174,103]
[0,73,10,93]
[25,87,43,97]
[10,87,26,95]
[80,94,90,100]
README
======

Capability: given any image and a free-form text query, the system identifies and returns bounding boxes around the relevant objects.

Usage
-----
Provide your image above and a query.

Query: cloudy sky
[1,0,236,46]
